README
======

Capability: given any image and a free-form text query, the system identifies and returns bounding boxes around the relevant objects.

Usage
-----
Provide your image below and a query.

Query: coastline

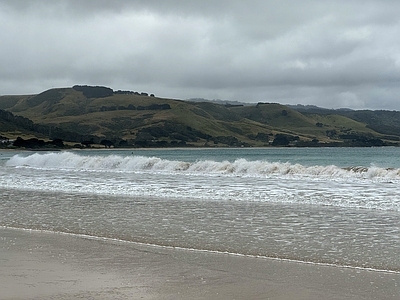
[1,227,399,300]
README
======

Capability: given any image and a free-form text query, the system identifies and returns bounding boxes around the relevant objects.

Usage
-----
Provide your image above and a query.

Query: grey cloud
[1,0,400,110]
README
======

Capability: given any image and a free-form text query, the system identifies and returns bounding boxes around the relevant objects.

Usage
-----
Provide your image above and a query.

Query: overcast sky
[1,0,400,110]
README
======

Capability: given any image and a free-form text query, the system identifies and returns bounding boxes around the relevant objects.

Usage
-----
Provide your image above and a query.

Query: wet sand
[1,227,399,300]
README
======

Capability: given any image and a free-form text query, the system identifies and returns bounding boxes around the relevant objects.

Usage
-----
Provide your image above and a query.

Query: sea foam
[6,152,400,180]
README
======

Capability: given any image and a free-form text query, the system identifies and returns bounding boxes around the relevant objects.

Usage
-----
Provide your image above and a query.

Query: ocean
[1,147,399,273]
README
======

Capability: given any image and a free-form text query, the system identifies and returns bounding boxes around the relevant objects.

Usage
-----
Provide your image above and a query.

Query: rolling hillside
[1,85,398,148]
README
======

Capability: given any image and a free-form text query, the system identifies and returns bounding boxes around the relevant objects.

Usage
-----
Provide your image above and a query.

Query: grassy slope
[290,106,400,139]
[0,95,28,110]
[2,89,274,145]
[0,87,396,146]
[230,103,382,142]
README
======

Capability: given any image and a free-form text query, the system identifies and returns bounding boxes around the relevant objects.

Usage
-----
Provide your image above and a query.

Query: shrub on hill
[272,134,299,146]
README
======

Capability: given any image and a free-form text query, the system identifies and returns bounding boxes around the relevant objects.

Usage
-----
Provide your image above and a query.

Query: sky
[1,0,400,110]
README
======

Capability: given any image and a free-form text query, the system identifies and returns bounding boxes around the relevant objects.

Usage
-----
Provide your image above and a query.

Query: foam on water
[2,150,400,272]
[6,152,400,180]
[2,152,400,211]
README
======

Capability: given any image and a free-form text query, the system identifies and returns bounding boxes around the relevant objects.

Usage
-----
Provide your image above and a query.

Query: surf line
[2,225,399,275]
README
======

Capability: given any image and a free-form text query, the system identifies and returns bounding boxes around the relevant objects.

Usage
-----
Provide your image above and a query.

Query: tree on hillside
[100,139,114,148]
[49,138,64,148]
[272,134,290,146]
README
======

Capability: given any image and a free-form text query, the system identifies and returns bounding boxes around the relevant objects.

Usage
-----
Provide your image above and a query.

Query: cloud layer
[1,0,400,109]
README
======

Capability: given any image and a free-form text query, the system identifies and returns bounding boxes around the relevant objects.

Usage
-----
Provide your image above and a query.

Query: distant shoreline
[2,143,400,153]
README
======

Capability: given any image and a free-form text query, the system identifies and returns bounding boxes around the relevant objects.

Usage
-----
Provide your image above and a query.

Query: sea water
[0,148,399,272]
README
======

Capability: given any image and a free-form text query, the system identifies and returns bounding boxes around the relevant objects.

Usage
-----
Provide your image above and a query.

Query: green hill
[1,85,399,148]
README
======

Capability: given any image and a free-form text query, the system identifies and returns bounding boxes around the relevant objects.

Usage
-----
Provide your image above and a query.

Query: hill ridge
[1,85,399,148]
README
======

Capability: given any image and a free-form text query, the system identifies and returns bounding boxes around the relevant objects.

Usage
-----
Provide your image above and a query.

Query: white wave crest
[5,152,400,179]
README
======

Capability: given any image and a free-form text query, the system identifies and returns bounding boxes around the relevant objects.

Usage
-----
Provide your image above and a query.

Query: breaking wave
[6,152,400,180]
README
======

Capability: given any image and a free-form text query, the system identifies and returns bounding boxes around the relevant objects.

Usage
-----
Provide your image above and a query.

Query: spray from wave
[6,152,400,180]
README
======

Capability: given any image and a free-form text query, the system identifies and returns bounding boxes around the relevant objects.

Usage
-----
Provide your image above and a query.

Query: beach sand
[1,227,399,300]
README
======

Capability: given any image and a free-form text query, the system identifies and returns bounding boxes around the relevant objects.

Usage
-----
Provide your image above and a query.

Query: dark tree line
[73,85,114,98]
[13,137,64,149]
[0,108,99,144]
[114,90,155,97]
[73,85,155,98]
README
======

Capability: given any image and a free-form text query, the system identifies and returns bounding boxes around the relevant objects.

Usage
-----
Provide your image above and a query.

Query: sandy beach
[0,227,398,300]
